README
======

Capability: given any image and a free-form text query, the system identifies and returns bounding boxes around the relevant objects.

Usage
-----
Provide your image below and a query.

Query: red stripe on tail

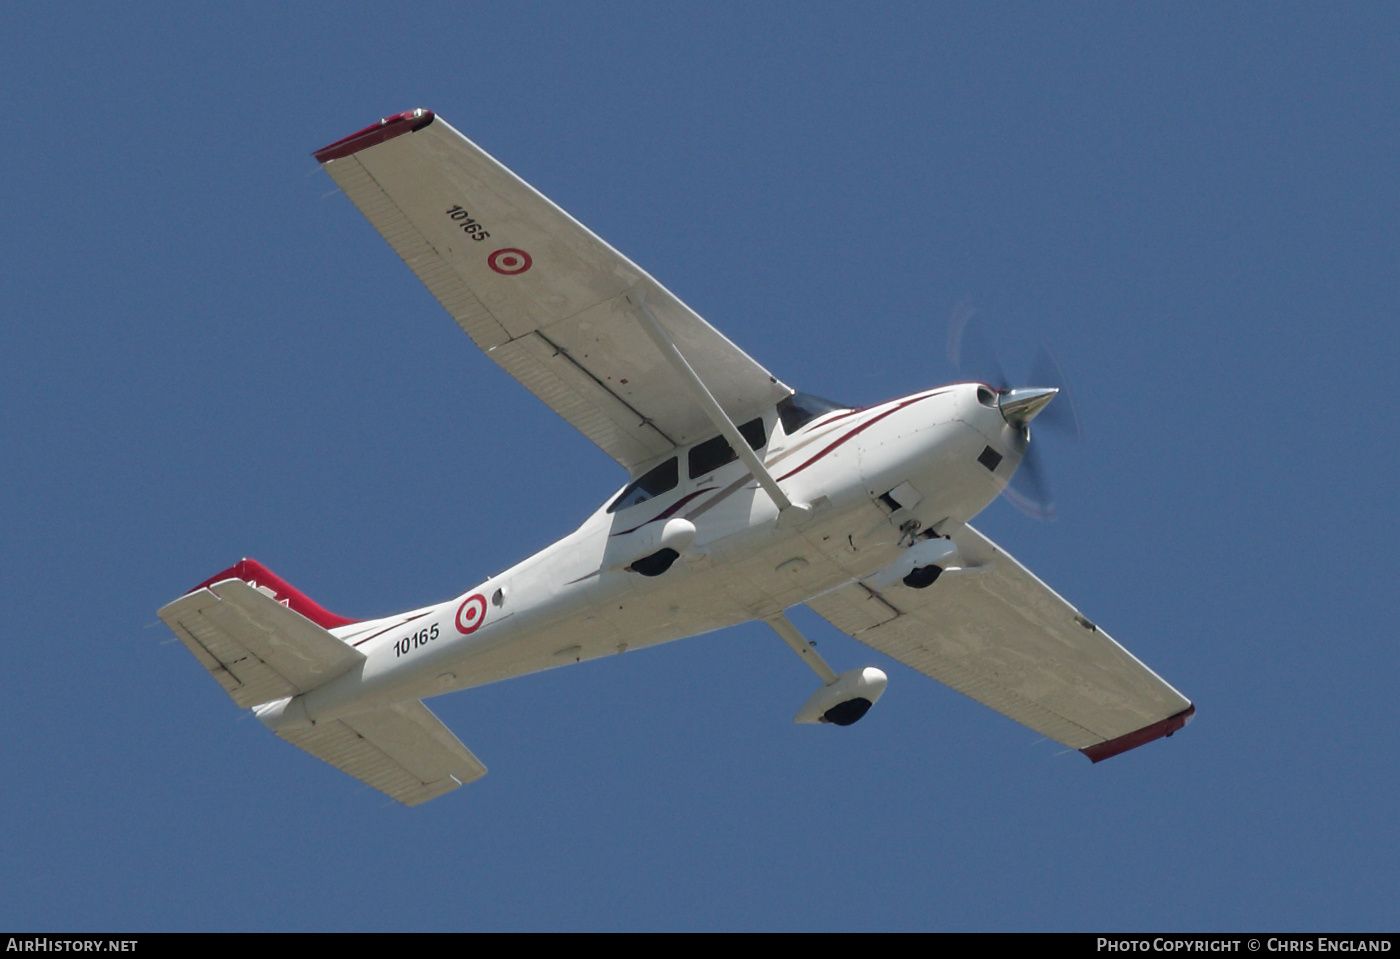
[191,558,359,629]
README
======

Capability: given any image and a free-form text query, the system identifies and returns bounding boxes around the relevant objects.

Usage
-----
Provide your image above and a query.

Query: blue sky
[4,3,1398,931]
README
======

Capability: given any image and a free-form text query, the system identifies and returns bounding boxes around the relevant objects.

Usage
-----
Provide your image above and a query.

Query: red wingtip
[191,558,359,629]
[312,108,436,163]
[1081,704,1196,763]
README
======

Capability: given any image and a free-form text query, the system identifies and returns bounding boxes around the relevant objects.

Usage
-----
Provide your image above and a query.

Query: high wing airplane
[159,109,1193,806]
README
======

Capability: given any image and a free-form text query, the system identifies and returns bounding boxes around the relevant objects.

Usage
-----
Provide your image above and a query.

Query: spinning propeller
[945,301,1083,520]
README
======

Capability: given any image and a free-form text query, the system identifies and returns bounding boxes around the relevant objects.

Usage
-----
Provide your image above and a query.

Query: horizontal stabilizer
[159,578,364,708]
[268,700,487,806]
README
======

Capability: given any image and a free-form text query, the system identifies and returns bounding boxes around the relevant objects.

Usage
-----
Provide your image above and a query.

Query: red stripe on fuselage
[776,391,946,482]
[612,487,715,536]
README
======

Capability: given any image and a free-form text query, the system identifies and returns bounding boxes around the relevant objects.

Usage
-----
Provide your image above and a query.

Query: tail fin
[160,559,364,708]
[189,558,359,629]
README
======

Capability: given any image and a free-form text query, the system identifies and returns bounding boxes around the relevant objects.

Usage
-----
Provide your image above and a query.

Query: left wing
[314,110,792,471]
[806,524,1193,761]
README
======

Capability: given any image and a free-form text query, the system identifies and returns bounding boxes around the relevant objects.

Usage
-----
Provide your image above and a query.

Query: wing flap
[807,525,1192,757]
[159,580,364,709]
[276,700,487,806]
[316,112,791,469]
[490,330,675,466]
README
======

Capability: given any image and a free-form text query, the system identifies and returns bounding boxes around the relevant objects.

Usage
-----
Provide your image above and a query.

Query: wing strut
[628,291,809,519]
[766,612,838,684]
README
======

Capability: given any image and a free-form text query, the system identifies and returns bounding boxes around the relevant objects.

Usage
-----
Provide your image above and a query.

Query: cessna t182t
[159,109,1194,805]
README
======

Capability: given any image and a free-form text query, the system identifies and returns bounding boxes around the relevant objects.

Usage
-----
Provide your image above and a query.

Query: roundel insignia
[487,248,532,275]
[455,594,488,634]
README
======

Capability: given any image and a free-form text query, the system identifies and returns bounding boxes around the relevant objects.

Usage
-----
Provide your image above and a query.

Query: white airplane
[159,109,1193,805]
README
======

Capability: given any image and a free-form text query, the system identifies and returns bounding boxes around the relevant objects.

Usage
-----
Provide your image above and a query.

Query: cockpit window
[687,418,767,479]
[777,392,848,434]
[607,457,679,513]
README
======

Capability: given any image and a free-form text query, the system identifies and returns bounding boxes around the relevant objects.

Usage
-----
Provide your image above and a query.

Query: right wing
[806,524,1193,761]
[314,110,792,472]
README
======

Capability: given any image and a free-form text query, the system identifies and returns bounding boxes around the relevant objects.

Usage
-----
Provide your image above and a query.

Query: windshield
[777,392,849,434]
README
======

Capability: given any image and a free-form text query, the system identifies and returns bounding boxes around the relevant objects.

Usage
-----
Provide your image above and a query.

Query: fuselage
[291,382,1028,724]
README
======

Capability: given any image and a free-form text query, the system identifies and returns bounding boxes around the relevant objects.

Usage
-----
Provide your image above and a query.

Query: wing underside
[315,110,792,471]
[806,524,1193,760]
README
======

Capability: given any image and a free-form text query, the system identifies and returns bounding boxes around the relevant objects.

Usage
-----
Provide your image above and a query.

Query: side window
[608,457,679,513]
[687,418,767,479]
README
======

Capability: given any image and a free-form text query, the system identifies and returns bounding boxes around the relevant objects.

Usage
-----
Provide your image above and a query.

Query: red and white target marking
[487,248,532,275]
[455,594,488,634]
